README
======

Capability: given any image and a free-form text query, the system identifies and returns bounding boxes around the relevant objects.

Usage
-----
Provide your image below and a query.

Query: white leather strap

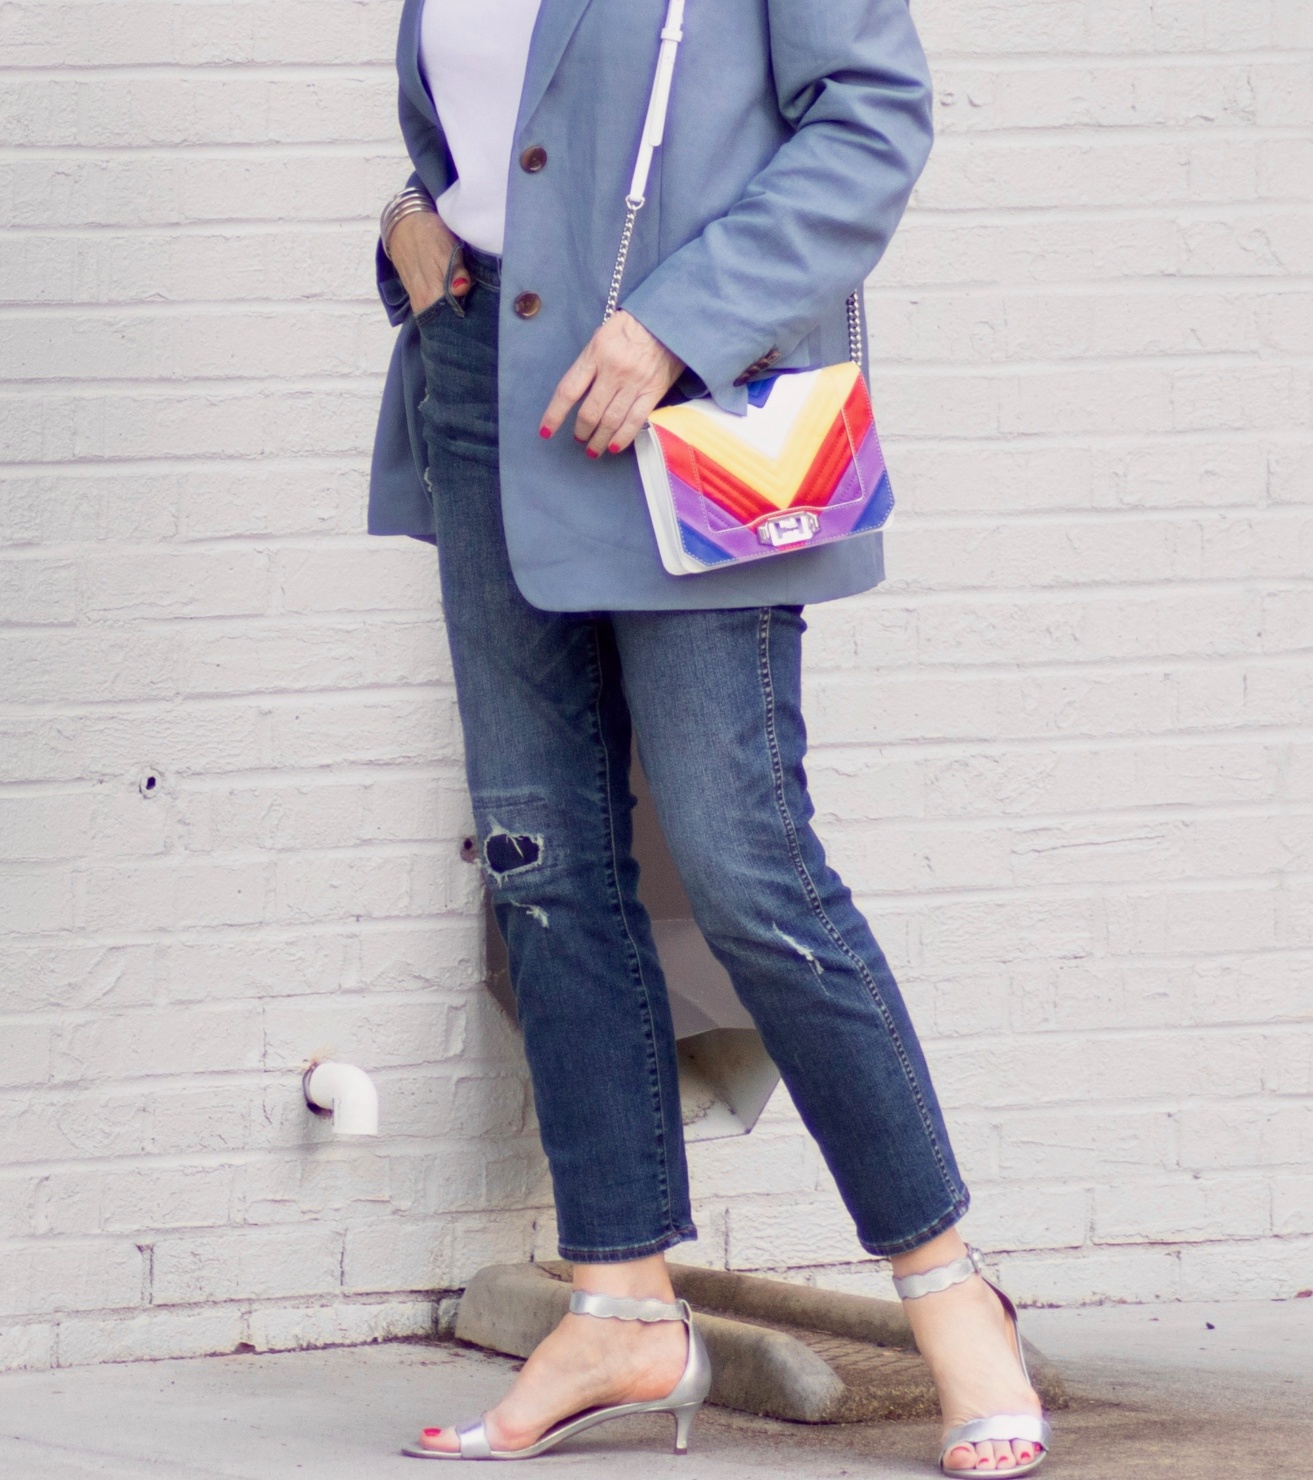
[627,0,686,205]
[604,0,686,322]
[569,1289,687,1323]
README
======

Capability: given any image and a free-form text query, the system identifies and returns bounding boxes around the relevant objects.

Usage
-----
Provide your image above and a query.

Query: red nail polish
[608,443,622,455]
[539,426,552,439]
[422,1428,442,1437]
[586,448,600,459]
[451,276,470,292]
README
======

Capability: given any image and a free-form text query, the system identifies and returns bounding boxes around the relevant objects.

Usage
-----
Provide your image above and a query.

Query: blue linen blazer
[370,0,933,612]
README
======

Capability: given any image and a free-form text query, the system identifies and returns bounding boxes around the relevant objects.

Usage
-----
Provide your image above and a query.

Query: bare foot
[418,1260,688,1455]
[894,1234,1044,1473]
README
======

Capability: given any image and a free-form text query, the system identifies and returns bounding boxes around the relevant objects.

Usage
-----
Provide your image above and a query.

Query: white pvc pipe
[303,1061,379,1136]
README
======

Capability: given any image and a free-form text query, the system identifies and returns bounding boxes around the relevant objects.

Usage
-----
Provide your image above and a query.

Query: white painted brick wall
[1,0,1310,1370]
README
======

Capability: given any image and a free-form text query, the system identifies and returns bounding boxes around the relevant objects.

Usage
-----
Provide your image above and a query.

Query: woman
[371,0,1049,1473]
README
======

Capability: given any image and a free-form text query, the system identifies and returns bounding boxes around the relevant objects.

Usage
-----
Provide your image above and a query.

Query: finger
[540,355,597,438]
[596,390,656,456]
[447,244,471,298]
[573,375,627,451]
[582,388,633,457]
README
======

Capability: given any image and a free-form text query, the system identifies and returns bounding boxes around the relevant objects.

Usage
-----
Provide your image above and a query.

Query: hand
[388,210,469,317]
[540,311,684,458]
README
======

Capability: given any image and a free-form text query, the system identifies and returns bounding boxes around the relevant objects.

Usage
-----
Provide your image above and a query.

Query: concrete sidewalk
[1,1300,1309,1479]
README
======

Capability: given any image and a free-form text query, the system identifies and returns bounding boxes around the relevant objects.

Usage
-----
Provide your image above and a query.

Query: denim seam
[557,1225,698,1264]
[585,621,679,1242]
[756,607,966,1220]
[857,1198,970,1259]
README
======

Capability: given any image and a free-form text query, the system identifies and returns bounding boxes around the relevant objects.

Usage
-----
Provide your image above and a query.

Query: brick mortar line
[0,304,387,319]
[0,1294,451,1322]
[4,729,1311,777]
[0,64,398,80]
[7,797,1311,837]
[8,122,1312,158]
[0,931,1305,968]
[0,1003,485,1030]
[2,45,1307,70]
[7,429,1302,469]
[7,648,1313,705]
[0,1144,528,1178]
[6,795,1309,831]
[7,560,1311,588]
[3,1001,1308,1039]
[901,202,1313,222]
[6,199,1313,237]
[866,279,1313,297]
[6,871,1311,935]
[10,509,1312,546]
[4,281,1313,321]
[1,48,1307,75]
[11,349,1313,390]
[921,47,1313,64]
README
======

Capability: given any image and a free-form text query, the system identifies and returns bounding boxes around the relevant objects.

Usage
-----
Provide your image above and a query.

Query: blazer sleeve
[620,0,933,413]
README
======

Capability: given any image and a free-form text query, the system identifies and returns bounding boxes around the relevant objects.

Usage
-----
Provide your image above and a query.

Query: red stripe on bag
[655,376,875,526]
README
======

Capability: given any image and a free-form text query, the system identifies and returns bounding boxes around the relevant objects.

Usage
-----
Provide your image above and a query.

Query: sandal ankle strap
[892,1244,985,1301]
[569,1289,687,1322]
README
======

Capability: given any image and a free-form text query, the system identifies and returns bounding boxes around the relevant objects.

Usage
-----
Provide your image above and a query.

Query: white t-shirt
[419,0,543,255]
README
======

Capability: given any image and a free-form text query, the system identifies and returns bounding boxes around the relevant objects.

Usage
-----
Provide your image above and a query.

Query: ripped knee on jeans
[483,825,543,879]
[474,812,551,928]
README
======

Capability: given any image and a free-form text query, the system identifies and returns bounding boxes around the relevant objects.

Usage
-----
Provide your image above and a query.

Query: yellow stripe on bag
[648,364,861,509]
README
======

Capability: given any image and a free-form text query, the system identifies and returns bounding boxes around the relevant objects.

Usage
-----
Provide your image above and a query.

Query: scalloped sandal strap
[892,1244,985,1301]
[569,1290,688,1322]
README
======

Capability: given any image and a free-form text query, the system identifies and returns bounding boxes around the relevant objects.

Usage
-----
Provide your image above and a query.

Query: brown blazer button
[514,292,542,319]
[520,145,548,173]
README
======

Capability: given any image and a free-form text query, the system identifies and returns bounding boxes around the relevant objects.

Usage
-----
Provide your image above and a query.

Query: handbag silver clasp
[757,512,820,548]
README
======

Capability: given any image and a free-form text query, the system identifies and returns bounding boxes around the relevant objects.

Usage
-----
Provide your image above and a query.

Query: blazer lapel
[517,0,596,132]
[396,0,437,126]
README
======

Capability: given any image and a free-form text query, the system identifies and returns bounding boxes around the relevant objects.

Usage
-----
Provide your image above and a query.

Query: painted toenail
[422,1428,442,1437]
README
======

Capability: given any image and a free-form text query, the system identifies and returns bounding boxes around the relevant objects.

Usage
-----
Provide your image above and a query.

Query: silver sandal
[401,1289,712,1461]
[893,1246,1051,1478]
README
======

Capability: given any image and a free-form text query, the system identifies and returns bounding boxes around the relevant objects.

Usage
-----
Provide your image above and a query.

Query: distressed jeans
[416,248,969,1261]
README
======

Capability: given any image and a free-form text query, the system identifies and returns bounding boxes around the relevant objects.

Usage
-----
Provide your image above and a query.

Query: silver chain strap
[603,196,644,323]
[846,291,863,366]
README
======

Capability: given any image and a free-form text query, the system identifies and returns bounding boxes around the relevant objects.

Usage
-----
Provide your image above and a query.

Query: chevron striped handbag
[606,0,895,576]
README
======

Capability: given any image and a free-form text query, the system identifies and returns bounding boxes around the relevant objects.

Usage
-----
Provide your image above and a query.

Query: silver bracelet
[380,186,437,261]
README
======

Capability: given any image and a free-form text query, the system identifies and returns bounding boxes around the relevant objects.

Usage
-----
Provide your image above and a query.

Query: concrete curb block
[655,1261,1068,1412]
[453,1262,1067,1424]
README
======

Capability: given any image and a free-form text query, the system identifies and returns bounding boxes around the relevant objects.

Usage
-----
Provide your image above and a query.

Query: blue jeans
[416,248,969,1261]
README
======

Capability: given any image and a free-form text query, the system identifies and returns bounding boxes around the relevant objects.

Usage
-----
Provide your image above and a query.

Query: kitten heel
[671,1401,700,1454]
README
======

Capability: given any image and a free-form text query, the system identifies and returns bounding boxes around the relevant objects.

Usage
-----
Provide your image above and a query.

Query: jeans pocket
[413,296,448,331]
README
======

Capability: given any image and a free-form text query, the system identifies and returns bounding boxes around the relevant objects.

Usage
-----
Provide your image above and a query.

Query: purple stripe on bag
[668,423,892,566]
